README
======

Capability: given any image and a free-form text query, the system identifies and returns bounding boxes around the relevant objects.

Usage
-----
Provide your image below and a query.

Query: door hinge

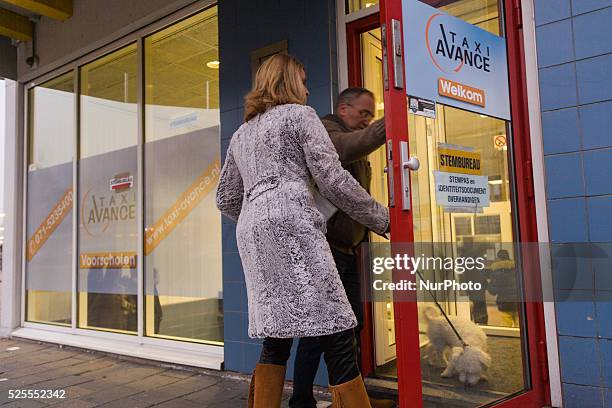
[514,0,523,29]
[391,19,404,90]
[381,23,389,91]
[524,160,534,199]
[538,338,549,382]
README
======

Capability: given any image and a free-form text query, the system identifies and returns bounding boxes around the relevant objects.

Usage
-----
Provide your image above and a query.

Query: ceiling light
[206,60,220,69]
[0,213,4,217]
[488,180,503,185]
[479,114,487,118]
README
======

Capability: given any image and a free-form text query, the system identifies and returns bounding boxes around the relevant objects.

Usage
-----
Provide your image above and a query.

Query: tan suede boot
[247,363,287,408]
[369,396,397,408]
[330,375,373,408]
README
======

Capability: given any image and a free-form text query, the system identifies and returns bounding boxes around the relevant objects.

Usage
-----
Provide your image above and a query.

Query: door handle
[399,141,418,211]
[402,156,420,171]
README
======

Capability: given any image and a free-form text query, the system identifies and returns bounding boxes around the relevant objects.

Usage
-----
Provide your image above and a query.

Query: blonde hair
[244,53,307,122]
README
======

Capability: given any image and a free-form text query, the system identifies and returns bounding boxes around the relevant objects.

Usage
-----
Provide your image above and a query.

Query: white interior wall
[1,79,23,337]
[1,80,5,219]
[31,89,222,300]
[31,87,74,169]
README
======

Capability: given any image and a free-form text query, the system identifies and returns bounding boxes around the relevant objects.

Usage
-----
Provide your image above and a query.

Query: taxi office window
[25,72,75,326]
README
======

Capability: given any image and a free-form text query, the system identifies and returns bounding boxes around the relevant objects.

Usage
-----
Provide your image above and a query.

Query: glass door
[361,27,398,370]
[348,0,550,407]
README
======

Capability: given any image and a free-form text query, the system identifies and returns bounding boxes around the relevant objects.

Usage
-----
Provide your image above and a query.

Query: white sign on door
[434,170,490,213]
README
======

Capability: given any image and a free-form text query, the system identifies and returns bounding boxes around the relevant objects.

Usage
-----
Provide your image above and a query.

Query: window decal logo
[425,13,492,74]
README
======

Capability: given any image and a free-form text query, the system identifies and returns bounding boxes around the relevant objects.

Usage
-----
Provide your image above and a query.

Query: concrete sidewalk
[0,338,333,408]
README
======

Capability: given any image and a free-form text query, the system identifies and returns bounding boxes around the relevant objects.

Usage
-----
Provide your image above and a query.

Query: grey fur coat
[216,104,389,338]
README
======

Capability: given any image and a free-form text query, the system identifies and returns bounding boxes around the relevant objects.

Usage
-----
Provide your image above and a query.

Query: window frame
[20,0,224,358]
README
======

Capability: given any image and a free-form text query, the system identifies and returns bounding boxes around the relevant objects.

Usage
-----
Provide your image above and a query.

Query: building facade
[534,0,612,407]
[0,0,610,407]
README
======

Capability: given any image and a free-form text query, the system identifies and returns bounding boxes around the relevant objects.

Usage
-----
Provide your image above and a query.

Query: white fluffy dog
[422,305,491,385]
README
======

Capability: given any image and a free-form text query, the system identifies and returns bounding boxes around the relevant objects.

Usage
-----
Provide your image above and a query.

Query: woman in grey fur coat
[216,54,389,408]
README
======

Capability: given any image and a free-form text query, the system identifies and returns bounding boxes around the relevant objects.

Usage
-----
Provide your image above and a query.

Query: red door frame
[347,1,552,407]
[346,12,384,378]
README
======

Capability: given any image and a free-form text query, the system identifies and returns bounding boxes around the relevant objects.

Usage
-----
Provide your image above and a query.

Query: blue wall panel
[563,383,603,408]
[536,2,612,404]
[536,19,574,67]
[541,107,581,154]
[534,0,571,25]
[545,153,585,199]
[538,63,578,110]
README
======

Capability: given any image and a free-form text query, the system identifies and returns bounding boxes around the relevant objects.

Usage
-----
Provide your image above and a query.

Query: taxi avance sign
[403,0,510,120]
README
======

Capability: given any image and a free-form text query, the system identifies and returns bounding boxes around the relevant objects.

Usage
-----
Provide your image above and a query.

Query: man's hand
[369,116,385,138]
[324,116,387,163]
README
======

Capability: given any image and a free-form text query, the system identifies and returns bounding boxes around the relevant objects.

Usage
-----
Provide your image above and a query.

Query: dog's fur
[422,306,491,385]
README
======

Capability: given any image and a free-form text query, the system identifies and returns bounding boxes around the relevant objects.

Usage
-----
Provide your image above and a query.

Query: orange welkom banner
[145,160,221,255]
[438,77,486,107]
[27,188,74,262]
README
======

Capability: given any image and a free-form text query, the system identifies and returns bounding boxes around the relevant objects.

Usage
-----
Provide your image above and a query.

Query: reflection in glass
[346,0,379,14]
[144,7,222,345]
[424,0,501,36]
[361,27,398,372]
[78,43,138,334]
[26,72,74,325]
[410,106,526,405]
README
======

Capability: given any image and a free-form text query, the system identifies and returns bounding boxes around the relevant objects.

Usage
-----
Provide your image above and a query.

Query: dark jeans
[463,268,489,325]
[289,248,363,408]
[472,300,489,325]
[259,329,359,387]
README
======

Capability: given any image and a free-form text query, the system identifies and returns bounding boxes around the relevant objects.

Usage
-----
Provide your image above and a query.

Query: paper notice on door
[409,95,436,118]
[438,145,482,176]
[434,170,489,213]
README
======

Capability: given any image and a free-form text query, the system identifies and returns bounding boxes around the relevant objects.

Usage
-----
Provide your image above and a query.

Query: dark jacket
[322,114,386,253]
[487,259,518,313]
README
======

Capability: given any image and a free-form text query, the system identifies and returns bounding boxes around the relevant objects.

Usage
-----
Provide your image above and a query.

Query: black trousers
[289,248,363,408]
[259,329,359,388]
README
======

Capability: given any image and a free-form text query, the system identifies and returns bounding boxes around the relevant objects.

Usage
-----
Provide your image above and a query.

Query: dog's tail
[422,305,441,322]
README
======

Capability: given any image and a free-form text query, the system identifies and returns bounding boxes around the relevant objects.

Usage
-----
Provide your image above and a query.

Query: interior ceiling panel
[86,11,219,109]
[33,9,219,110]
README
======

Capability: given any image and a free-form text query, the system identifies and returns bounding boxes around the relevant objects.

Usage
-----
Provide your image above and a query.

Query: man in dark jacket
[487,249,519,326]
[289,88,393,408]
